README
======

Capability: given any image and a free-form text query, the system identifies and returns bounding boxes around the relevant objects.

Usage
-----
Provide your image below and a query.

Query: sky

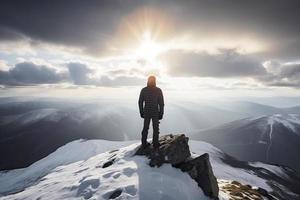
[1,0,300,99]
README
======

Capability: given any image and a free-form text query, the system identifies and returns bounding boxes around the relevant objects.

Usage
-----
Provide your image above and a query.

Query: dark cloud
[162,49,300,88]
[66,62,146,86]
[280,64,300,80]
[1,0,300,89]
[0,26,25,41]
[164,0,300,60]
[261,62,300,88]
[0,61,146,87]
[162,49,267,78]
[0,0,299,59]
[67,63,92,85]
[0,62,66,85]
[0,0,142,54]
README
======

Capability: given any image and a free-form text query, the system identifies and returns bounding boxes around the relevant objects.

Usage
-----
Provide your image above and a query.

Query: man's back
[139,86,164,118]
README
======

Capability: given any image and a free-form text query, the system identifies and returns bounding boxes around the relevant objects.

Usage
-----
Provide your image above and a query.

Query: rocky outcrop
[218,179,276,200]
[135,134,191,167]
[135,134,219,199]
[175,153,219,198]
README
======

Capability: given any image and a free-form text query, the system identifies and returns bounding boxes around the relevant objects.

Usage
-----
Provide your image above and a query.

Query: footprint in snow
[74,167,89,175]
[112,172,121,179]
[103,171,116,178]
[76,178,100,199]
[124,185,137,196]
[122,167,136,177]
[103,188,123,199]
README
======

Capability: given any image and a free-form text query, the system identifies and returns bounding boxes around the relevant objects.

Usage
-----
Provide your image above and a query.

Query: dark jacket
[138,86,164,118]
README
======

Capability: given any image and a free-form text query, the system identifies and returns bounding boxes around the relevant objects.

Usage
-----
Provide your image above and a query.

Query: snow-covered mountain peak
[190,113,300,173]
[0,140,212,200]
[266,114,300,134]
[1,138,299,199]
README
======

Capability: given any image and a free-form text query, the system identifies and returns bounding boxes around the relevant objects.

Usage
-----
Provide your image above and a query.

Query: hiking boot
[141,142,151,149]
[153,142,160,149]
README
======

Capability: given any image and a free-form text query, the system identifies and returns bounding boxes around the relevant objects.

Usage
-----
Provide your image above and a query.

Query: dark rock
[135,134,191,167]
[109,149,119,154]
[135,134,219,199]
[175,153,219,199]
[109,189,122,199]
[257,187,275,200]
[102,158,115,168]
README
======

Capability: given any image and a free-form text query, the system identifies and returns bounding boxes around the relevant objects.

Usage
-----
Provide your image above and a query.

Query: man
[138,75,164,148]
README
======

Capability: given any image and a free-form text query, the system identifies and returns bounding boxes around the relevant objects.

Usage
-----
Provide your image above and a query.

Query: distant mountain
[215,101,287,116]
[282,106,300,114]
[189,114,300,171]
[0,103,139,170]
[0,98,250,170]
[1,97,300,171]
[0,139,299,199]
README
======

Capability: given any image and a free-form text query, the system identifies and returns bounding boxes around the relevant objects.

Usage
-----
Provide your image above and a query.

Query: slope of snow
[249,162,290,180]
[189,141,271,191]
[0,141,211,200]
[0,139,290,199]
[0,140,134,195]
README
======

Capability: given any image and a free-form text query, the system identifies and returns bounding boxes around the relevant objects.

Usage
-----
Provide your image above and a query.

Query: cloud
[0,0,300,59]
[0,26,26,41]
[97,75,145,87]
[0,0,142,55]
[261,61,300,87]
[162,49,267,78]
[0,62,66,85]
[67,63,92,85]
[66,62,145,86]
[161,49,300,88]
[0,60,9,71]
[0,60,146,87]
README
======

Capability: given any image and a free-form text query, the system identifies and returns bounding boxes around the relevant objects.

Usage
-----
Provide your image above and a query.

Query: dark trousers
[141,117,160,146]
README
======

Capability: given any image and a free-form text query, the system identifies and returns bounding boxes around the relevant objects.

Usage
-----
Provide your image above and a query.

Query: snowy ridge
[0,140,210,200]
[269,114,300,133]
[247,114,300,134]
[0,139,134,196]
[1,139,297,199]
[191,113,300,172]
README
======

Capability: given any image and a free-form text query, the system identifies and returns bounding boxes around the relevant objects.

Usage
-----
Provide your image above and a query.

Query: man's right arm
[138,89,144,118]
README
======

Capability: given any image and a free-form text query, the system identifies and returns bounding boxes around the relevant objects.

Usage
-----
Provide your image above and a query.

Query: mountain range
[1,97,300,173]
[189,114,300,172]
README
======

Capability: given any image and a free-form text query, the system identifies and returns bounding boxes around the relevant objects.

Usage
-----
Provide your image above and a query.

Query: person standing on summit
[138,75,164,148]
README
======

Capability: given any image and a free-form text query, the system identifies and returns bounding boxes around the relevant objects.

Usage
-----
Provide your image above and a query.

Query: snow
[0,139,284,199]
[0,141,209,200]
[249,162,290,180]
[0,139,134,195]
[189,141,272,191]
[266,116,274,162]
[254,114,300,145]
[269,114,300,134]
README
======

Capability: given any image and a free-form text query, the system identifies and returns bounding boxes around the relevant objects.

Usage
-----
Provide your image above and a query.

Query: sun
[136,30,165,61]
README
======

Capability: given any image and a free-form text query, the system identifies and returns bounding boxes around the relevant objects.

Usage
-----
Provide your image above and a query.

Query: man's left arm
[158,89,164,120]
